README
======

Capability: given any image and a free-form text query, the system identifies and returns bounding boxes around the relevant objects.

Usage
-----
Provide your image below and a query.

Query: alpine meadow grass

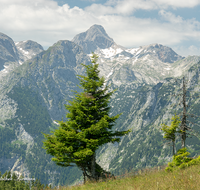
[50,164,200,190]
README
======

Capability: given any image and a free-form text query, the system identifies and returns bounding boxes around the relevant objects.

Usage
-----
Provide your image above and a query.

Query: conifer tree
[161,114,181,155]
[43,53,130,182]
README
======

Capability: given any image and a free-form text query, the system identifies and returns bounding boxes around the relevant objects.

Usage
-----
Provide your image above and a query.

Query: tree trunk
[83,171,86,184]
[180,77,187,148]
[91,152,96,181]
[174,140,176,155]
[172,140,175,156]
[81,166,90,184]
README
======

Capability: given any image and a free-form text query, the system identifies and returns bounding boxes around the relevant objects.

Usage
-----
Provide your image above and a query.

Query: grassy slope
[54,164,200,190]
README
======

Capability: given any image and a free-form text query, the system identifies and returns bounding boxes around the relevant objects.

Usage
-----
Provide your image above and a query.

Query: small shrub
[166,148,200,171]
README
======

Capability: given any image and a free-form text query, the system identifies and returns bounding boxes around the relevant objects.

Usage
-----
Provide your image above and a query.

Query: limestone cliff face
[15,124,34,149]
[72,24,115,54]
[15,40,44,63]
[12,40,90,121]
[0,38,90,185]
[0,34,44,77]
[135,43,183,63]
[0,25,200,186]
[0,32,19,70]
[95,43,186,86]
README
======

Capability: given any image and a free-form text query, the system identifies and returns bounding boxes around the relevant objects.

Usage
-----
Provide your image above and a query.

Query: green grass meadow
[51,164,200,190]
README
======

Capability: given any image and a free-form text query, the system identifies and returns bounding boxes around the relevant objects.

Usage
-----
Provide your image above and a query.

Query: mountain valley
[0,24,200,186]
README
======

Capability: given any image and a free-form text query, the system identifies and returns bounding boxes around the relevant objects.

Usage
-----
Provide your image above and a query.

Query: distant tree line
[0,170,48,190]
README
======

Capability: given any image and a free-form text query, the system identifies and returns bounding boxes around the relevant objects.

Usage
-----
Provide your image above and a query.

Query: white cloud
[173,45,200,56]
[81,0,99,2]
[86,0,158,15]
[159,10,184,23]
[153,0,200,9]
[101,16,185,47]
[0,0,199,56]
[0,0,93,46]
[113,0,157,14]
[105,0,200,12]
[158,10,200,37]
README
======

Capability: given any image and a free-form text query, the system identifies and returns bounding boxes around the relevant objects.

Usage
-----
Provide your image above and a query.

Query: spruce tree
[161,114,181,155]
[43,53,129,182]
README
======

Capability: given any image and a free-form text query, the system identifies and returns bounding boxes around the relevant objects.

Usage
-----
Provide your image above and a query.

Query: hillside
[0,25,200,186]
[65,164,200,190]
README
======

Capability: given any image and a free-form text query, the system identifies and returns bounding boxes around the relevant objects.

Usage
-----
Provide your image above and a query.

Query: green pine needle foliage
[161,114,181,156]
[161,114,181,143]
[166,148,200,171]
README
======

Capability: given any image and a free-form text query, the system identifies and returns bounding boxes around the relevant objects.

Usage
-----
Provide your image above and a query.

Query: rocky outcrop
[15,40,44,63]
[136,43,183,63]
[0,32,19,71]
[14,40,90,121]
[15,124,34,150]
[72,24,115,54]
[0,25,200,186]
[0,34,44,76]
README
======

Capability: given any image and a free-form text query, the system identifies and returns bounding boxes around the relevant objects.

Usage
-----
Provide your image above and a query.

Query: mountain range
[0,24,200,186]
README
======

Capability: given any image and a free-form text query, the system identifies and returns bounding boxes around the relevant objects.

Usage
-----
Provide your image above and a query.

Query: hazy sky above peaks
[0,0,200,56]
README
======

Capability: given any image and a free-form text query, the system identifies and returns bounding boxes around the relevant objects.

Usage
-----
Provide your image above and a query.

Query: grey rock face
[11,157,31,178]
[0,32,19,70]
[0,34,44,76]
[11,40,90,121]
[15,40,44,63]
[0,156,19,173]
[94,42,187,86]
[72,24,115,54]
[0,39,90,186]
[114,50,134,59]
[137,43,183,63]
[0,94,18,126]
[106,68,200,174]
[15,124,34,149]
[0,25,200,186]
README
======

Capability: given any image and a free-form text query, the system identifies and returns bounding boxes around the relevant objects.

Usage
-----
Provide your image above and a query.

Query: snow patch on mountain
[20,48,30,55]
[126,48,139,55]
[2,65,9,73]
[143,55,149,61]
[19,61,23,65]
[15,40,43,63]
[135,48,144,56]
[132,58,138,65]
[100,47,123,58]
[106,68,114,80]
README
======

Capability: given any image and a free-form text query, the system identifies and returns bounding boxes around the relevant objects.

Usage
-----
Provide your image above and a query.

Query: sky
[0,0,200,57]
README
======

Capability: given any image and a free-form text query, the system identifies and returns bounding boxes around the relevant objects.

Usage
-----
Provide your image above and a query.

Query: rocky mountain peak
[137,43,183,63]
[1,25,200,187]
[0,32,19,70]
[72,24,115,54]
[15,40,44,63]
[15,40,43,52]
